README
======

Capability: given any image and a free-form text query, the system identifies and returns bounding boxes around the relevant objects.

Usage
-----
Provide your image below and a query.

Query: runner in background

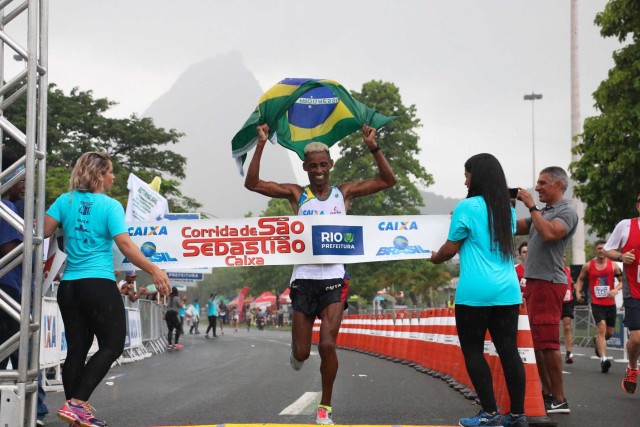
[575,240,623,373]
[514,241,528,294]
[561,255,575,364]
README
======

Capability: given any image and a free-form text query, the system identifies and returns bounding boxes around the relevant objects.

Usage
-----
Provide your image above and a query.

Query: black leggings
[57,278,125,401]
[166,311,181,344]
[206,315,217,336]
[455,304,525,414]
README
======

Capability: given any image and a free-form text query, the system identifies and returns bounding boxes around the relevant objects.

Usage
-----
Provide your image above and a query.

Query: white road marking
[279,391,321,415]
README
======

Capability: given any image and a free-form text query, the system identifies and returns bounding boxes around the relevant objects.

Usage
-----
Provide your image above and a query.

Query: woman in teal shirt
[431,153,526,427]
[44,152,171,427]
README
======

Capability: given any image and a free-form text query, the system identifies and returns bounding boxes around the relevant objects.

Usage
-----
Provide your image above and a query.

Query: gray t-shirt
[524,199,578,284]
[166,295,181,313]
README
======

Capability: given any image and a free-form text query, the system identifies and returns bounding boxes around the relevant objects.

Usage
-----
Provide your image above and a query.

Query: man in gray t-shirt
[515,166,578,414]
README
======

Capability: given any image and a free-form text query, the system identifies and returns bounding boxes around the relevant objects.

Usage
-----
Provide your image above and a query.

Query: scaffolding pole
[0,0,48,426]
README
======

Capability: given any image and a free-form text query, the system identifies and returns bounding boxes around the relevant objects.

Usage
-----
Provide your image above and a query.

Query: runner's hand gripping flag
[231,78,395,175]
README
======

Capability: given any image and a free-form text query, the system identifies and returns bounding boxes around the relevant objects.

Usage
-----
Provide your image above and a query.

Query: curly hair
[69,152,111,192]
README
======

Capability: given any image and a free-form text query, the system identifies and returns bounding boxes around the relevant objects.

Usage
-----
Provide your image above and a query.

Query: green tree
[331,80,433,215]
[570,0,640,236]
[4,84,199,211]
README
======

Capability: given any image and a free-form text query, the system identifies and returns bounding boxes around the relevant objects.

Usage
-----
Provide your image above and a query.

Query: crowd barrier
[313,305,556,426]
[38,293,168,391]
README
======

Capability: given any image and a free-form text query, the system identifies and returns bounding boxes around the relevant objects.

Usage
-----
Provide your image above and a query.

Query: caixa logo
[312,225,364,256]
[377,220,418,231]
[123,241,178,263]
[128,225,168,236]
[376,235,430,256]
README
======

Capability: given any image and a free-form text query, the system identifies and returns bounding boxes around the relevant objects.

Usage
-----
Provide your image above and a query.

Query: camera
[509,188,519,198]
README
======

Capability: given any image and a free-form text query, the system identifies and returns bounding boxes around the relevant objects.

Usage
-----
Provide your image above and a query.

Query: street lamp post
[523,92,543,186]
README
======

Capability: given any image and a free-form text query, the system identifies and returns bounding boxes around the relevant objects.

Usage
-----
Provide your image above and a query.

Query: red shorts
[523,279,566,351]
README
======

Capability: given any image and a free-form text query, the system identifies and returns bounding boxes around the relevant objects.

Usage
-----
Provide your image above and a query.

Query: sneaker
[57,400,108,427]
[316,405,334,425]
[289,349,304,371]
[57,400,77,424]
[542,393,553,408]
[565,351,573,364]
[601,358,612,373]
[204,334,210,339]
[458,410,502,426]
[622,366,638,394]
[36,419,45,426]
[546,399,570,414]
[502,413,528,427]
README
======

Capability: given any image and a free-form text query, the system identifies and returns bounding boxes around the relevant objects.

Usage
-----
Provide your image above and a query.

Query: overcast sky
[12,1,621,200]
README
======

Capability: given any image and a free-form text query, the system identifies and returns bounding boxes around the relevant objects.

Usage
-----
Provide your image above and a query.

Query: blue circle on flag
[288,86,338,129]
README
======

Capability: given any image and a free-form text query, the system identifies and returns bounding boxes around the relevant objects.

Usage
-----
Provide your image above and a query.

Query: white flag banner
[114,215,451,270]
[43,238,67,294]
[125,173,169,222]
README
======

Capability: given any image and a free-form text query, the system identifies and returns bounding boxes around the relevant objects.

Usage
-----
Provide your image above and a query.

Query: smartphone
[509,188,519,198]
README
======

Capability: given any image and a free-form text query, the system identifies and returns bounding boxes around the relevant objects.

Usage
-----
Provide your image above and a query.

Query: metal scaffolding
[0,0,48,426]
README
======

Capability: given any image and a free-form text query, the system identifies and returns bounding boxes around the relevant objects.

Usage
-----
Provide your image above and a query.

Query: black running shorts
[290,278,348,317]
[591,304,617,328]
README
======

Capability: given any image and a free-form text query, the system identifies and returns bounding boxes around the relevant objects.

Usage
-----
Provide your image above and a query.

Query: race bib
[594,285,610,298]
[563,289,572,302]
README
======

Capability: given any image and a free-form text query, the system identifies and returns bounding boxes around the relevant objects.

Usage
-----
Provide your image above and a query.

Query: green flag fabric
[231,78,396,175]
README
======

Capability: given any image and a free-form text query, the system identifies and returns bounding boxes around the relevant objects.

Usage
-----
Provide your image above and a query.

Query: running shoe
[546,399,570,414]
[316,405,334,425]
[289,349,304,371]
[601,358,612,373]
[622,366,638,394]
[458,410,502,426]
[57,400,108,427]
[502,413,528,427]
[565,351,573,364]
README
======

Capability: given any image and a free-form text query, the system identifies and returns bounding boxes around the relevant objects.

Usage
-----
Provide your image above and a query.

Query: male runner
[245,123,396,424]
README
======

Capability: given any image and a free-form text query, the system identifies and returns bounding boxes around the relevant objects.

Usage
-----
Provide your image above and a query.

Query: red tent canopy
[279,288,291,304]
[253,291,276,304]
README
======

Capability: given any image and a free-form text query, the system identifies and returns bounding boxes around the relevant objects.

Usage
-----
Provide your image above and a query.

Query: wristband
[370,146,381,154]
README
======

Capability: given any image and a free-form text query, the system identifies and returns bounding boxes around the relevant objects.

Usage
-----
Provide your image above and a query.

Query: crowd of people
[2,124,639,427]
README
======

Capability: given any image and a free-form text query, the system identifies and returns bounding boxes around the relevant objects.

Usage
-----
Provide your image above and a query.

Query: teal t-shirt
[46,191,128,281]
[448,196,521,307]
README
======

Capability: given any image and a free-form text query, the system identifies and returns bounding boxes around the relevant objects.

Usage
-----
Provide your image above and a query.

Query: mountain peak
[144,53,296,218]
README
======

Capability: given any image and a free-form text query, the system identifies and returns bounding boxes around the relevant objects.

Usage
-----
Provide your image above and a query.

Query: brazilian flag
[231,78,395,175]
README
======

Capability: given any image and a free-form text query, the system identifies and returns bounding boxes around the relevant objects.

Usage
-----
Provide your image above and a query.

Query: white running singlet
[291,186,346,282]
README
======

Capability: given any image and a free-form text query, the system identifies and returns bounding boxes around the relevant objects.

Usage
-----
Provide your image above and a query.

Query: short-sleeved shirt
[46,191,128,281]
[0,199,23,294]
[448,196,521,306]
[605,217,640,299]
[207,299,218,316]
[166,295,181,313]
[524,199,578,284]
[604,219,637,251]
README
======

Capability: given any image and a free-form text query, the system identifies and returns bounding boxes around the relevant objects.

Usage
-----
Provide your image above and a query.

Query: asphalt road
[40,328,638,427]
